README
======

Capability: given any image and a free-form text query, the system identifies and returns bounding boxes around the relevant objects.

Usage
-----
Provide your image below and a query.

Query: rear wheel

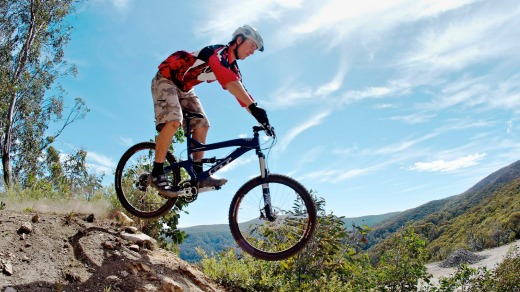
[115,142,180,218]
[229,174,317,261]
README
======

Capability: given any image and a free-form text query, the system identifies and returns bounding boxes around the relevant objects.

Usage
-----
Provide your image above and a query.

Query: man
[150,25,272,197]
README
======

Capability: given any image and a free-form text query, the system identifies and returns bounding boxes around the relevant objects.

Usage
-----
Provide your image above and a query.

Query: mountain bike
[115,111,317,261]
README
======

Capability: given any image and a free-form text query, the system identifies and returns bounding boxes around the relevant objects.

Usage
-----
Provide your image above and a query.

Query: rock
[18,222,32,234]
[31,214,40,223]
[125,226,139,234]
[161,276,184,292]
[113,211,134,225]
[106,275,120,282]
[438,248,487,268]
[3,260,13,275]
[140,239,156,251]
[121,232,157,246]
[86,214,95,222]
[103,241,116,250]
[129,244,140,252]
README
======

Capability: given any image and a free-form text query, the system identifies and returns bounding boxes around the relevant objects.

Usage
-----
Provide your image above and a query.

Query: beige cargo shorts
[151,71,209,133]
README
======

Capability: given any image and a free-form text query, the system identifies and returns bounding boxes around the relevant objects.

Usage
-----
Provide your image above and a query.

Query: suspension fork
[258,151,275,221]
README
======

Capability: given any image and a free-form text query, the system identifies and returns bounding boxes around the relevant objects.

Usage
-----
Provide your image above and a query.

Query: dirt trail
[0,208,225,292]
[426,239,520,283]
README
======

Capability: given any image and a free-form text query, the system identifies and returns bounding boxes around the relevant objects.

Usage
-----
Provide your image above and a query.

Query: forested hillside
[368,160,520,261]
[178,212,400,262]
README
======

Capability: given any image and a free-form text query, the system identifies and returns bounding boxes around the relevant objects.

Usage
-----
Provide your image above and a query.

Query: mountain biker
[150,24,273,197]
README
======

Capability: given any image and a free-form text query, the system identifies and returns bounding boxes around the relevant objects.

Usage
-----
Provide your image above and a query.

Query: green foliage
[178,228,236,262]
[178,210,397,263]
[375,225,431,291]
[425,179,520,261]
[492,246,520,291]
[199,193,433,291]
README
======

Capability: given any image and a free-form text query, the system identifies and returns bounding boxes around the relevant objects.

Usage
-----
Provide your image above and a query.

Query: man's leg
[150,71,183,196]
[190,125,227,188]
[155,121,181,164]
[191,126,209,162]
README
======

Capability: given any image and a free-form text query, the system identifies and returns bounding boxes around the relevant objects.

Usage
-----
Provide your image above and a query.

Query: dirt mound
[438,248,488,268]
[0,209,225,292]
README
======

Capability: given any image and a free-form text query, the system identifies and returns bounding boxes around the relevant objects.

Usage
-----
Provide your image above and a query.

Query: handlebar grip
[253,126,264,132]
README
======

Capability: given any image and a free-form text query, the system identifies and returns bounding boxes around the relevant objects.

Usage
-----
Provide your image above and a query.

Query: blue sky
[55,0,520,227]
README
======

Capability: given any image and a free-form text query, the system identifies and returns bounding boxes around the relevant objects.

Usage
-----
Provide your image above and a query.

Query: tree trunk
[2,150,11,188]
[2,90,17,188]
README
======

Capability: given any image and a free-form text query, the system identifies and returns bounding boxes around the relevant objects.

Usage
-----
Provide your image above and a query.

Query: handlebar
[253,124,276,137]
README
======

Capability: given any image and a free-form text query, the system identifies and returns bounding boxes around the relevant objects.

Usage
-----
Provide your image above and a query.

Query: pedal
[158,187,196,198]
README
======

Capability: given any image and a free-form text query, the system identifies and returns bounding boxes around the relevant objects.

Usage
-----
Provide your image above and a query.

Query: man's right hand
[248,103,269,124]
[248,103,275,136]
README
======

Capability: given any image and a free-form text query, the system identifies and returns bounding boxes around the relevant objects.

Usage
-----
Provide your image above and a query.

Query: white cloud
[409,153,486,172]
[387,112,437,124]
[401,1,520,74]
[278,111,330,151]
[89,0,130,11]
[374,132,439,155]
[118,136,134,147]
[218,154,256,173]
[108,0,129,10]
[507,119,513,135]
[88,152,116,169]
[268,61,347,109]
[339,79,411,106]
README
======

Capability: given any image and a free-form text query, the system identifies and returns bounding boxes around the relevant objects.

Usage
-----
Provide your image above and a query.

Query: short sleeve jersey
[158,45,250,106]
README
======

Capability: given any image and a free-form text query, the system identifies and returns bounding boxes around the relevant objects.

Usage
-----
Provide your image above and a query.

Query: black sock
[193,161,203,174]
[152,162,164,177]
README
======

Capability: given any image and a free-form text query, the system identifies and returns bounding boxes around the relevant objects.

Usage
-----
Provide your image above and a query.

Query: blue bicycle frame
[162,112,270,195]
[164,129,268,183]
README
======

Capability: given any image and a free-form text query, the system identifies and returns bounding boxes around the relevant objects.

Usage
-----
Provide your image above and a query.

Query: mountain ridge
[179,160,520,263]
[367,160,520,261]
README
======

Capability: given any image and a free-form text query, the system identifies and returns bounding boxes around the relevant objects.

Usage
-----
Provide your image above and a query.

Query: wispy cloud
[409,153,486,172]
[118,136,134,147]
[387,112,437,124]
[87,152,116,175]
[219,154,256,173]
[297,161,386,183]
[278,111,330,151]
[339,80,410,106]
[268,62,347,109]
[89,0,131,11]
[88,152,116,168]
[373,132,439,155]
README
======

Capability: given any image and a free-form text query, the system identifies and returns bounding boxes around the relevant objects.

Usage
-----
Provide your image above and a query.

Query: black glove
[249,103,269,125]
[248,103,275,137]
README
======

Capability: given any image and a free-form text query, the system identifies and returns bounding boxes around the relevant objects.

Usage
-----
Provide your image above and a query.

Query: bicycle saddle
[183,111,205,120]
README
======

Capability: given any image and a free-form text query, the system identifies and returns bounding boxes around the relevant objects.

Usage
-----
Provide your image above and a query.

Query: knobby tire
[229,174,317,261]
[115,142,179,218]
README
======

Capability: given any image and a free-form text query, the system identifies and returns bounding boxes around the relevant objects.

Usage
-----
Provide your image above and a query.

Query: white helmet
[232,25,264,52]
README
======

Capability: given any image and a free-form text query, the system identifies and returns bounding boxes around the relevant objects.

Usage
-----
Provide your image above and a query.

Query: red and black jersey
[158,45,250,106]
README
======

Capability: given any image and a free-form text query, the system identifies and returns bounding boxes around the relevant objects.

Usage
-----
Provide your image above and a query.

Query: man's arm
[225,80,255,112]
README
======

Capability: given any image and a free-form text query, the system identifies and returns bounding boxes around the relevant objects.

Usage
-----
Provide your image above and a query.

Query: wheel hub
[135,172,150,191]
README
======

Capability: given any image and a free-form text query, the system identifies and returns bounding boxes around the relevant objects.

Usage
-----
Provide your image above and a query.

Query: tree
[375,225,431,291]
[0,0,87,188]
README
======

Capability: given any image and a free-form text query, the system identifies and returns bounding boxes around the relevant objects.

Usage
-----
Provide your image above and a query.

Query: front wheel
[115,142,180,218]
[229,174,317,261]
